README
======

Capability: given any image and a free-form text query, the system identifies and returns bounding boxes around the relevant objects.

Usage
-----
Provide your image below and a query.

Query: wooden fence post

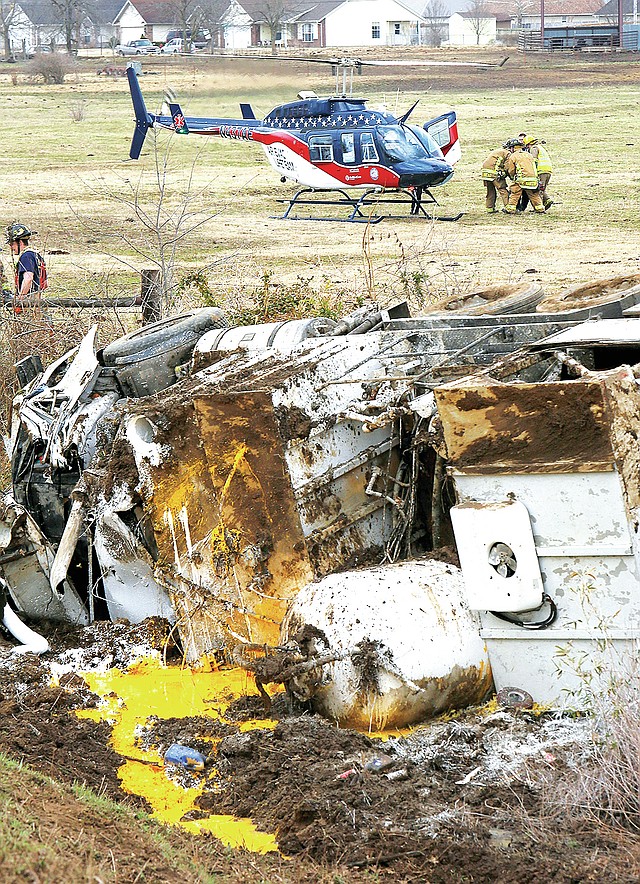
[141,268,162,325]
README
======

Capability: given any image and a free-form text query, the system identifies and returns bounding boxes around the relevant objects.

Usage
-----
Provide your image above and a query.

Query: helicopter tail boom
[127,67,155,159]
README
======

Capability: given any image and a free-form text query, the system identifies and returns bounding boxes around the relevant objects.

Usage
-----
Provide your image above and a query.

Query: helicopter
[126,55,507,222]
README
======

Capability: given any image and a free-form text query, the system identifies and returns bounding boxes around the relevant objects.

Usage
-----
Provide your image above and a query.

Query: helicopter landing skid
[275,187,464,223]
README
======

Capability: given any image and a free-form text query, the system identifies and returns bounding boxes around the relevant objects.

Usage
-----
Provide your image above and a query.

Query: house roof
[237,0,344,22]
[116,0,179,24]
[597,0,634,15]
[418,0,598,14]
[295,1,344,22]
[93,0,126,24]
[241,0,422,23]
[530,0,600,12]
[17,0,62,27]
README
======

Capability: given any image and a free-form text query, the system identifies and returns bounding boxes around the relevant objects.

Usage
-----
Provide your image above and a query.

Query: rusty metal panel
[192,392,315,643]
[436,379,614,473]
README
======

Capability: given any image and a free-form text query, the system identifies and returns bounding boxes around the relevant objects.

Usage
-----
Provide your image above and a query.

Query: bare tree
[49,0,86,52]
[509,0,534,28]
[465,0,491,44]
[255,0,299,54]
[423,0,448,47]
[0,0,17,58]
[76,134,220,316]
[168,0,199,50]
[195,0,232,49]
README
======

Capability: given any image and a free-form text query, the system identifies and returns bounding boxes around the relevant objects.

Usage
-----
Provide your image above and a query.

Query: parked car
[116,39,158,56]
[165,29,210,49]
[160,38,189,54]
[26,45,53,58]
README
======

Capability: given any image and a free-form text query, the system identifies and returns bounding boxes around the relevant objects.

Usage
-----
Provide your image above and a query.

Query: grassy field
[1,48,639,328]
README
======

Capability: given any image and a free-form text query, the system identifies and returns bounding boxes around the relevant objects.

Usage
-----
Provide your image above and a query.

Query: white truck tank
[282,558,493,730]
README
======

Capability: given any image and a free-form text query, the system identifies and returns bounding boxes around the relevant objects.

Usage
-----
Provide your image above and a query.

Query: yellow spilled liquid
[76,658,279,853]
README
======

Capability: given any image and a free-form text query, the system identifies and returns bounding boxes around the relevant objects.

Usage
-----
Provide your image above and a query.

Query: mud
[537,272,640,313]
[274,404,314,440]
[603,370,640,516]
[0,617,639,881]
[436,379,614,472]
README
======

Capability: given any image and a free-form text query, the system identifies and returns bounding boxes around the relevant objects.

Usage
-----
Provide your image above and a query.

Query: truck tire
[101,308,227,397]
[425,282,542,317]
[537,273,640,314]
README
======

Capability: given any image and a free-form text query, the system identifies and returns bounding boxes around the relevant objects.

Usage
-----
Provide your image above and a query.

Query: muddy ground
[1,617,639,882]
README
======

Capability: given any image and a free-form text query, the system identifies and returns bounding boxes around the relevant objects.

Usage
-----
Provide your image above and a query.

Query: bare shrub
[69,99,87,122]
[28,53,71,84]
[188,270,351,326]
[559,677,640,832]
[521,625,640,837]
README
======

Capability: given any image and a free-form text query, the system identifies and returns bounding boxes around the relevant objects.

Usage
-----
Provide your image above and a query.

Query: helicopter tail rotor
[127,66,155,159]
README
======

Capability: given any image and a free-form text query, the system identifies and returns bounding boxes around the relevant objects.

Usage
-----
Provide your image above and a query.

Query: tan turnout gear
[481,147,510,211]
[504,148,545,213]
[526,143,553,208]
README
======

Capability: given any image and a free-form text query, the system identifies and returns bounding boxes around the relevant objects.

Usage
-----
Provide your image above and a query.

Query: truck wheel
[102,308,228,366]
[101,308,228,398]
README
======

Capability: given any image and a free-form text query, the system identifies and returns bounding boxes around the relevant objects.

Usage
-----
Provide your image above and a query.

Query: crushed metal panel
[0,497,89,625]
[93,509,174,623]
[435,378,614,473]
[601,369,640,516]
[191,390,315,646]
[441,363,640,707]
[530,318,640,348]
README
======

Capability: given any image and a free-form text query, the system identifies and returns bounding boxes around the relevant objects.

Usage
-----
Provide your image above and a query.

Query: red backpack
[16,247,48,292]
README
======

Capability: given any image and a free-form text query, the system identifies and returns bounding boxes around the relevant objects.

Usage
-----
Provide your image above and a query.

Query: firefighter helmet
[503,137,525,150]
[523,136,539,146]
[5,222,35,244]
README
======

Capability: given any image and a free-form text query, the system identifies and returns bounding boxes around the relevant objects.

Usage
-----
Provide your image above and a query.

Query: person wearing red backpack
[5,222,47,313]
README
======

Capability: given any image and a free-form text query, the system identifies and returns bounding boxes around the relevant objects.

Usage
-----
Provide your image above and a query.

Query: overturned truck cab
[7,288,640,722]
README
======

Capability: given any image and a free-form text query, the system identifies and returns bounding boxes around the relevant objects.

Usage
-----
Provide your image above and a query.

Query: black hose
[490,593,557,630]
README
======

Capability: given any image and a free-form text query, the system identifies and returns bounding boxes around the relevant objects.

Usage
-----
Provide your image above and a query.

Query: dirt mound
[0,617,638,881]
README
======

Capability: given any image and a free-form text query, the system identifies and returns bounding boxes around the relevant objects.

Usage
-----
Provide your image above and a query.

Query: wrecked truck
[4,275,640,725]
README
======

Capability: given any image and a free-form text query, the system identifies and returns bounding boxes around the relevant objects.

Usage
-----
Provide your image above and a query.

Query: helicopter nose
[397,160,453,188]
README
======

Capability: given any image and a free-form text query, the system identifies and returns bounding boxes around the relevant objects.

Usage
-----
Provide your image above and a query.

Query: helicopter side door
[423,111,460,165]
[336,131,379,185]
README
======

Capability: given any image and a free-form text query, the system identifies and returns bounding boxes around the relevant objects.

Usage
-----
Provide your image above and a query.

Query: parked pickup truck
[116,39,158,55]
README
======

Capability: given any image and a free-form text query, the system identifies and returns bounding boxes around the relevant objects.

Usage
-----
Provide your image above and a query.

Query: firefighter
[481,145,511,213]
[5,222,47,314]
[502,139,546,215]
[523,135,553,209]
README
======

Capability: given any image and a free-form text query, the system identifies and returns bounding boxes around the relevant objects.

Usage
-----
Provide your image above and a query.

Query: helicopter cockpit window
[308,135,334,163]
[380,126,429,162]
[408,126,445,159]
[341,133,356,164]
[360,132,378,162]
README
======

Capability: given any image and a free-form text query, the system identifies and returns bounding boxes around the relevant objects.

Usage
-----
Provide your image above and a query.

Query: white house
[8,1,65,52]
[323,0,423,46]
[113,0,177,44]
[219,0,252,48]
[515,0,601,29]
[448,10,496,42]
[237,0,426,48]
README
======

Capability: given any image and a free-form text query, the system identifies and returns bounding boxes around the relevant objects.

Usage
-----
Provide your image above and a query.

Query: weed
[69,99,88,122]
[28,53,71,84]
[218,272,351,326]
[525,576,640,835]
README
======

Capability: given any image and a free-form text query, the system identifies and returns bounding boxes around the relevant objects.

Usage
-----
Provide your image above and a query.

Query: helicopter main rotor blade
[357,57,509,68]
[209,52,509,69]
